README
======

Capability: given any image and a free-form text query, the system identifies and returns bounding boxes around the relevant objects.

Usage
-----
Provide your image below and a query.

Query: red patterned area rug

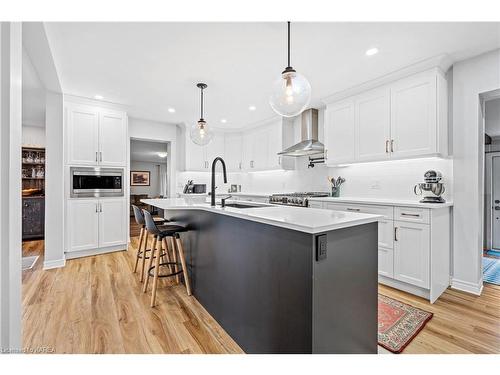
[378,294,433,353]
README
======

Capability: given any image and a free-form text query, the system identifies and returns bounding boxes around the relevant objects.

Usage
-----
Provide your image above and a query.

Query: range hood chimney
[278,108,324,157]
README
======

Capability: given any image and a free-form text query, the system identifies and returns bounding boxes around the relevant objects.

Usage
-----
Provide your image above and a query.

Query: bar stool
[142,209,192,307]
[131,205,167,282]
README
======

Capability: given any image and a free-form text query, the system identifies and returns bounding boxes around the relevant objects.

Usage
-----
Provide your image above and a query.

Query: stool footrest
[148,262,184,278]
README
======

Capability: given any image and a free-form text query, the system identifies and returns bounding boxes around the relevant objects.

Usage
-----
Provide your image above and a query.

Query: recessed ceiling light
[157,152,168,158]
[248,105,257,111]
[220,119,227,123]
[365,47,379,56]
[94,95,104,100]
[167,107,176,113]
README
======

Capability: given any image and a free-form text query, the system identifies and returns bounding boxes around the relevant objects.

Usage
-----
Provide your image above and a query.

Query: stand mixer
[414,170,446,203]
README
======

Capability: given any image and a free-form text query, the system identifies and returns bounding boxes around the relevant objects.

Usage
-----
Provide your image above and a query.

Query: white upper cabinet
[224,133,243,172]
[324,68,447,166]
[390,72,437,158]
[355,88,391,161]
[98,110,127,166]
[185,132,225,171]
[66,105,99,165]
[324,99,356,164]
[66,102,127,167]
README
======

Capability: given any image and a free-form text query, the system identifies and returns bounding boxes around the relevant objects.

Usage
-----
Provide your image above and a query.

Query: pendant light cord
[287,21,291,68]
[200,87,204,119]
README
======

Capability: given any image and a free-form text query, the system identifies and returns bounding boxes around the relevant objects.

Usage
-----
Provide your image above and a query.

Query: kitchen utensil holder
[331,186,340,197]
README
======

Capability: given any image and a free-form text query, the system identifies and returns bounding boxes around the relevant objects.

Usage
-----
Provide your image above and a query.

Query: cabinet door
[205,132,225,168]
[394,221,430,288]
[67,199,99,252]
[98,199,127,248]
[224,133,243,171]
[66,105,99,165]
[378,247,394,278]
[242,131,254,170]
[267,121,283,170]
[185,137,206,171]
[99,110,127,166]
[390,73,437,158]
[252,127,269,170]
[324,100,356,165]
[356,88,391,161]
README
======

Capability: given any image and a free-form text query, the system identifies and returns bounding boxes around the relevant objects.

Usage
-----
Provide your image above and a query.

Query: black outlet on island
[316,234,327,261]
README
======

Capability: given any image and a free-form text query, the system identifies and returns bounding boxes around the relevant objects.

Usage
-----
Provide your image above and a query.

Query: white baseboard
[451,278,483,295]
[43,258,66,270]
[378,276,431,301]
[65,244,126,260]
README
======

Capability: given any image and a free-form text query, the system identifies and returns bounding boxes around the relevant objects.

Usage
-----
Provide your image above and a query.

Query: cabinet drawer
[308,201,324,209]
[378,247,394,278]
[394,206,429,224]
[324,202,393,219]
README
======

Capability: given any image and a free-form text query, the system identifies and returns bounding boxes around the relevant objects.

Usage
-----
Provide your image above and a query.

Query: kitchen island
[142,197,381,354]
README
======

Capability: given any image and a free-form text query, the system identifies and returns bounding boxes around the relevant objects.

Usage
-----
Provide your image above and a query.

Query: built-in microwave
[70,167,124,198]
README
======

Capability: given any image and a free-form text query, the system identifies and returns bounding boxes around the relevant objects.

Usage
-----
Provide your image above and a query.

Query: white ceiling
[485,98,500,137]
[44,22,500,129]
[22,48,46,127]
[130,139,168,163]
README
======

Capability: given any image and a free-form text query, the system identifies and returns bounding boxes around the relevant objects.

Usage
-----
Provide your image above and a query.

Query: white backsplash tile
[177,157,453,201]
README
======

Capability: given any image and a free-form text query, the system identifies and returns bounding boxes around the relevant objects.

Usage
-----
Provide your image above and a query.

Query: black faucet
[211,157,227,206]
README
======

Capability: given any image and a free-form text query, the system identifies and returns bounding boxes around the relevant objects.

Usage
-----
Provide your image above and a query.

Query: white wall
[0,21,22,351]
[130,161,165,197]
[22,124,45,147]
[129,118,179,198]
[44,92,65,269]
[452,48,500,294]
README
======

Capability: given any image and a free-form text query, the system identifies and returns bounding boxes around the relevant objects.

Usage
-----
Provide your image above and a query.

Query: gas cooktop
[269,192,329,207]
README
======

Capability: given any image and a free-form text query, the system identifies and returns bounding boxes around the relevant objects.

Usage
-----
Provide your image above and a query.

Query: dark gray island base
[163,208,378,354]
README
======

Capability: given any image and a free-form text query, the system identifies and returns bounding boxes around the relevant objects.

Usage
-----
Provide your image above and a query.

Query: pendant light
[190,83,214,146]
[269,21,311,118]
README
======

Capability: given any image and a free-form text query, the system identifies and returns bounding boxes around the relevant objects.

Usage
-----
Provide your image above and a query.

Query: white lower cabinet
[393,221,430,289]
[67,198,127,255]
[316,200,451,303]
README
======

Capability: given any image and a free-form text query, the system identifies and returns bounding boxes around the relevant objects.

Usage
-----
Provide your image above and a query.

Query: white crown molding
[63,93,129,111]
[321,54,453,105]
[451,277,483,295]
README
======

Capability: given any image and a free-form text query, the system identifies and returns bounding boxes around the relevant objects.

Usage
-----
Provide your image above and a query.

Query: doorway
[483,94,500,285]
[129,139,170,237]
[21,46,46,272]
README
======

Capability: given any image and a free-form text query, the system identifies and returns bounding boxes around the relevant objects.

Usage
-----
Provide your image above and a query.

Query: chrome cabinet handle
[347,208,360,212]
[401,213,420,218]
[239,162,242,170]
[394,227,399,241]
[325,149,328,160]
[95,152,98,162]
[96,203,98,213]
[391,140,394,153]
[100,203,103,212]
[385,140,389,153]
[278,156,281,165]
[100,152,103,162]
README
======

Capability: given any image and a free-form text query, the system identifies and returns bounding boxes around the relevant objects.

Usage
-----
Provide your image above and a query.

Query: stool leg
[162,238,174,275]
[150,238,163,307]
[133,227,144,273]
[143,236,157,292]
[140,231,150,282]
[170,237,180,284]
[175,234,192,296]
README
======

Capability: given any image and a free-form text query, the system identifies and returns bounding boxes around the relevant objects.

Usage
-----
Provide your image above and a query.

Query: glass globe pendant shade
[190,119,214,146]
[269,69,311,117]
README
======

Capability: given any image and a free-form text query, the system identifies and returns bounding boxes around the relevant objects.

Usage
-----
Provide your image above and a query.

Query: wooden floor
[22,239,500,354]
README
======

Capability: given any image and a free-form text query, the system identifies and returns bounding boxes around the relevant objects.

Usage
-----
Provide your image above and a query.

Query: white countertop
[143,198,381,234]
[178,192,273,197]
[308,196,453,209]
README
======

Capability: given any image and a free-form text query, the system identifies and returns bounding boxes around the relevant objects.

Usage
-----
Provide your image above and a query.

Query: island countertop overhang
[141,198,381,234]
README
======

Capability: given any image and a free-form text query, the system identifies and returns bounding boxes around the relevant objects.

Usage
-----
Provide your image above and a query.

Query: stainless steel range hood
[278,108,324,157]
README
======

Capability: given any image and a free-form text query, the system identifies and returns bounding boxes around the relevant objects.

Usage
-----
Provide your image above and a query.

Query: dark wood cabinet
[22,197,45,240]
